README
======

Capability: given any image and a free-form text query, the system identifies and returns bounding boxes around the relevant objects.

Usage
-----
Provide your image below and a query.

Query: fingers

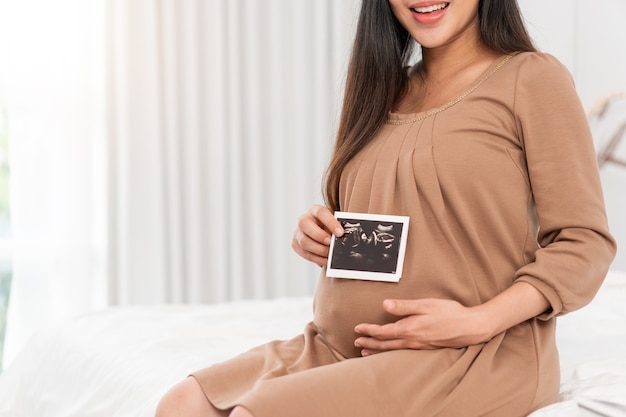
[354,321,436,353]
[354,322,394,338]
[356,338,407,354]
[354,299,480,353]
[308,204,344,238]
[292,205,344,266]
[382,298,435,316]
[292,227,330,257]
[291,231,329,267]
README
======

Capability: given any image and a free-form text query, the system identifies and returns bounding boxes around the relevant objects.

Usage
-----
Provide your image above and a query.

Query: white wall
[519,0,626,271]
[519,0,626,106]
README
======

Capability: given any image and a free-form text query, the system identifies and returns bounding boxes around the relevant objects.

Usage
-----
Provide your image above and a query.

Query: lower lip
[411,6,448,25]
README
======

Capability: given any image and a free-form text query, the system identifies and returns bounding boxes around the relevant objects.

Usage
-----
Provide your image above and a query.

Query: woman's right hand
[291,205,344,267]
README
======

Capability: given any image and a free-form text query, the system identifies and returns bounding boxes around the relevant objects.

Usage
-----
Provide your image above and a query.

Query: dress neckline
[386,53,517,125]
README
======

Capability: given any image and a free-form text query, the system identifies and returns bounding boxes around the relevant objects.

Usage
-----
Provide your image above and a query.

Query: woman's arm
[353,281,549,355]
[355,54,616,356]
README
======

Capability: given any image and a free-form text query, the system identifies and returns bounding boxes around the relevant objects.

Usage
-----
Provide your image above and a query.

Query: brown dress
[191,52,616,417]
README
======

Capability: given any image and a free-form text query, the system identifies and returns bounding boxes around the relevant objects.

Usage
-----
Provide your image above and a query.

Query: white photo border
[326,211,410,282]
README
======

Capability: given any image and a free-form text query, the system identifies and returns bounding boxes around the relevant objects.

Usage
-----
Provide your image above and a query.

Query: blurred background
[0,0,624,371]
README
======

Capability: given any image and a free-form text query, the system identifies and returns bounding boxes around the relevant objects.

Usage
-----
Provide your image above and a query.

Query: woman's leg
[155,376,230,417]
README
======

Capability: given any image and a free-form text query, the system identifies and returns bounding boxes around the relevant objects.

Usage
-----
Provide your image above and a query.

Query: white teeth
[413,3,448,13]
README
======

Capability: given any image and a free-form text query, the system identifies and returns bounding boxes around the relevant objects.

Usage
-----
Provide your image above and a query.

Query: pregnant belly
[312,273,403,358]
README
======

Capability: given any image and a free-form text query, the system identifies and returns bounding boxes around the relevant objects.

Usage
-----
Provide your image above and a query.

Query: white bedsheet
[0,271,625,417]
[530,270,626,417]
[0,298,313,417]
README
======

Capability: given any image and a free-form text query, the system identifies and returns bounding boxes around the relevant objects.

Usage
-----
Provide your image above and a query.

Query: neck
[417,26,496,84]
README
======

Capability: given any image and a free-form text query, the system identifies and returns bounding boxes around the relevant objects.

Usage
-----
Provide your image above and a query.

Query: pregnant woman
[156,1,616,416]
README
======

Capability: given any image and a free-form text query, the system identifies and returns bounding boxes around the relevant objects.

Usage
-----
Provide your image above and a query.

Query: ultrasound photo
[327,212,409,282]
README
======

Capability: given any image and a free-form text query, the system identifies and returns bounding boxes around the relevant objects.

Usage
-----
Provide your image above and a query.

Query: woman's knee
[155,376,221,417]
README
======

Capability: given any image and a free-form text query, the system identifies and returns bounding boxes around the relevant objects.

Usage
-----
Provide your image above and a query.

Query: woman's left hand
[353,298,495,356]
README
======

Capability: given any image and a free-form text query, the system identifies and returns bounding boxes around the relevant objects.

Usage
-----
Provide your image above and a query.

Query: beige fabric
[191,52,616,417]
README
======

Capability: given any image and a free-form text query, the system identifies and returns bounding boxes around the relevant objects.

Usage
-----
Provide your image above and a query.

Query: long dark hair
[323,0,536,211]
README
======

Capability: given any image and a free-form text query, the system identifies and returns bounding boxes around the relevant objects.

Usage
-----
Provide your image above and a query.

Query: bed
[0,270,625,417]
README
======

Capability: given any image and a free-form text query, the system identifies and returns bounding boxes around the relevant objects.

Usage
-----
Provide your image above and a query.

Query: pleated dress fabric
[191,52,616,417]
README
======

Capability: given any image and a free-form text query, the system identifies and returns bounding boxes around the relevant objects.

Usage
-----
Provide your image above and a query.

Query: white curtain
[1,0,358,368]
[0,0,108,368]
[105,0,357,304]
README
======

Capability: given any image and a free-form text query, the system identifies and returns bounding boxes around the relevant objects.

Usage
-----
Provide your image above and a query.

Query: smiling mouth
[412,2,450,13]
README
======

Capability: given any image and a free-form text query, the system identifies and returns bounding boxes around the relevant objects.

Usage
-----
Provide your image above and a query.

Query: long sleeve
[512,53,617,319]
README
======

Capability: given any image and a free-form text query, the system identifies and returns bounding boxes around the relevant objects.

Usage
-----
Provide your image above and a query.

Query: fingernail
[361,350,370,357]
[334,227,343,236]
[384,300,395,309]
[324,236,331,245]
